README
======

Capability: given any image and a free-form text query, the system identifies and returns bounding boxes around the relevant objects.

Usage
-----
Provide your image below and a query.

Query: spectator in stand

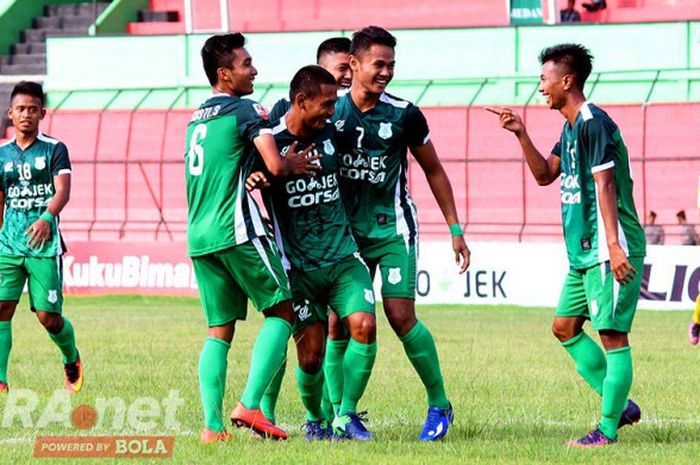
[677,210,699,245]
[644,210,665,245]
[561,0,581,23]
[582,0,606,12]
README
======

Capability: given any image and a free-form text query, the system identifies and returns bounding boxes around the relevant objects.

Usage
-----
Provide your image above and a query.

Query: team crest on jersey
[35,157,46,170]
[293,300,311,321]
[364,289,375,304]
[387,267,402,285]
[48,290,58,304]
[378,122,393,140]
[334,120,345,132]
[253,103,269,120]
[322,139,335,156]
[3,162,12,172]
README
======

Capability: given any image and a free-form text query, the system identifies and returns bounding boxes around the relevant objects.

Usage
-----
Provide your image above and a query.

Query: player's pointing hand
[485,106,525,137]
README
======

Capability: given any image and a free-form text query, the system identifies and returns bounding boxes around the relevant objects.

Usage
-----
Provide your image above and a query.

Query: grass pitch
[0,295,699,464]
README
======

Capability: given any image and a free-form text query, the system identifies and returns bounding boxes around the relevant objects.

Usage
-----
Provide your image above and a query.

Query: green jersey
[552,101,646,270]
[262,118,357,271]
[332,92,429,246]
[0,133,71,258]
[185,94,271,257]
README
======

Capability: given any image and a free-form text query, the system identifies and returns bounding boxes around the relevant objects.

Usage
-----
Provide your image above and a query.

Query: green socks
[598,346,633,440]
[321,380,334,422]
[296,366,324,422]
[0,321,11,383]
[325,338,348,415]
[339,339,376,416]
[198,337,230,433]
[48,317,78,364]
[399,321,449,409]
[561,331,607,396]
[260,358,286,424]
[240,317,291,410]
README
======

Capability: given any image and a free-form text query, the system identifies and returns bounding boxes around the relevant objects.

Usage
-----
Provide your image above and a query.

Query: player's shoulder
[37,133,68,154]
[579,101,616,131]
[378,92,413,110]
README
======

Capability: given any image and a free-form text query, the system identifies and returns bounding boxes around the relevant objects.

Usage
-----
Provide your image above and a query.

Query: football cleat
[230,402,288,440]
[0,381,7,393]
[419,402,454,441]
[303,420,332,440]
[688,319,700,345]
[64,353,83,394]
[566,428,616,448]
[332,412,373,441]
[200,428,233,444]
[618,399,641,429]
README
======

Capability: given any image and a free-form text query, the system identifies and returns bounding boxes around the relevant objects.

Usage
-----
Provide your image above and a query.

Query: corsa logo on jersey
[340,153,387,184]
[285,174,339,208]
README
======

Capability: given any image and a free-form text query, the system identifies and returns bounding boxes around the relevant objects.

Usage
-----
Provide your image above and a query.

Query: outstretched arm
[485,106,561,185]
[411,140,470,273]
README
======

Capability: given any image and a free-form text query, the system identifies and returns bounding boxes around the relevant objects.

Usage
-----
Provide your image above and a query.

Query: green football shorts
[0,254,63,313]
[555,256,644,333]
[289,253,375,334]
[357,235,417,299]
[192,236,291,327]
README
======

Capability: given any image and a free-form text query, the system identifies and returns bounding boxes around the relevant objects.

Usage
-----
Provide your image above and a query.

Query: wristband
[449,223,463,236]
[40,211,54,223]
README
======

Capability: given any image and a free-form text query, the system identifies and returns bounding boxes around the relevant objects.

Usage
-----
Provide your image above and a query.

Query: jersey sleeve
[51,142,72,176]
[582,118,615,173]
[268,98,291,122]
[404,105,431,148]
[551,141,562,157]
[237,99,273,142]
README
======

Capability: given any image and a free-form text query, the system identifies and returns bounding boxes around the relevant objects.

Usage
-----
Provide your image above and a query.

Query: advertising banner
[62,241,698,310]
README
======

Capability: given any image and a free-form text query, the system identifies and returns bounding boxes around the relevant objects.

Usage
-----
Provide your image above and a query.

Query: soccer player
[268,37,352,121]
[257,65,378,440]
[260,35,353,429]
[187,33,319,443]
[0,81,82,394]
[329,26,470,441]
[689,296,700,345]
[487,43,645,447]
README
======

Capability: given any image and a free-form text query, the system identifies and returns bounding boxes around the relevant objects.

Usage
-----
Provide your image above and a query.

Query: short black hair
[201,33,246,86]
[289,65,337,103]
[538,43,593,91]
[316,37,351,63]
[677,210,687,220]
[11,81,45,107]
[350,26,396,57]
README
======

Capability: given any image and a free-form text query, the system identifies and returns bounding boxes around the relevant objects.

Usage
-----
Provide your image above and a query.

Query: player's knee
[0,301,17,321]
[298,351,324,374]
[386,309,417,337]
[551,319,577,343]
[349,313,376,344]
[264,301,295,325]
[327,311,343,339]
[37,312,63,334]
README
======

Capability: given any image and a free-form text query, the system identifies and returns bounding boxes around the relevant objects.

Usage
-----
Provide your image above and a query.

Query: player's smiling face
[8,94,45,136]
[319,52,352,88]
[301,83,338,131]
[221,47,257,96]
[539,61,569,110]
[351,44,395,95]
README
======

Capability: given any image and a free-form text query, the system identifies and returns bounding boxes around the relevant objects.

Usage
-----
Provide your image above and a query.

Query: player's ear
[562,74,574,91]
[296,93,308,110]
[349,54,360,72]
[39,107,46,120]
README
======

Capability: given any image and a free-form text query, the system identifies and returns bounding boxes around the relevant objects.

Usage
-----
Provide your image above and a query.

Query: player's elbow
[535,174,555,186]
